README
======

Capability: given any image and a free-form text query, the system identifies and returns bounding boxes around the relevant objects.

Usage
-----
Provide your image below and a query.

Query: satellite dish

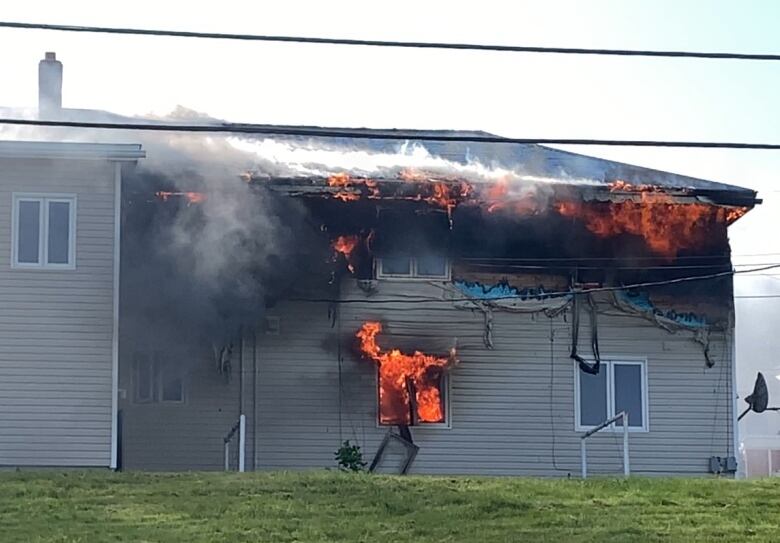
[738,372,779,421]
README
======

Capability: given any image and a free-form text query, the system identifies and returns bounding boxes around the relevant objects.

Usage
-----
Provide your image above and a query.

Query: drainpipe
[252,326,258,471]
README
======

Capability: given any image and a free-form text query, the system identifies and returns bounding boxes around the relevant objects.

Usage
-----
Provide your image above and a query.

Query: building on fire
[0,52,765,476]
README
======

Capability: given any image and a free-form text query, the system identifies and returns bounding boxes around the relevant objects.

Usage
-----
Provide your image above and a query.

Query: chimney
[38,52,63,118]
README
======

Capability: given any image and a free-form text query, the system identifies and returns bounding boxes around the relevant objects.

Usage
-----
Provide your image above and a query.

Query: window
[376,255,450,280]
[12,194,76,268]
[134,354,154,403]
[377,370,451,428]
[133,353,185,404]
[575,359,647,432]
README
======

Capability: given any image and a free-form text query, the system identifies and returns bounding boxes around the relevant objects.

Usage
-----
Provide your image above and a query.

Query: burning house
[0,53,761,476]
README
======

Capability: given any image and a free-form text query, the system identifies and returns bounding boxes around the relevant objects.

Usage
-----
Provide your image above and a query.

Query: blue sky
[2,0,780,428]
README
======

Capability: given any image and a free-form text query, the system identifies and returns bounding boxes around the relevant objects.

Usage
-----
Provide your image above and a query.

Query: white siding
[0,158,117,466]
[253,279,734,476]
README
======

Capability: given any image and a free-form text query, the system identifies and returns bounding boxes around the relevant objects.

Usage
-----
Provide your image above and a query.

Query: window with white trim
[575,359,647,432]
[376,255,450,280]
[133,353,185,404]
[12,194,76,268]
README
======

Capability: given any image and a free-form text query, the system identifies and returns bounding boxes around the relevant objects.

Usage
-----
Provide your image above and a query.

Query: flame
[327,173,379,201]
[356,322,455,425]
[555,193,737,257]
[331,235,360,273]
[155,191,206,204]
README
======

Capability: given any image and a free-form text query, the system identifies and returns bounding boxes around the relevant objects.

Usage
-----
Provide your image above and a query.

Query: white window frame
[133,354,155,404]
[157,364,186,404]
[375,369,452,429]
[574,358,649,433]
[375,256,451,281]
[11,193,77,269]
[132,352,186,405]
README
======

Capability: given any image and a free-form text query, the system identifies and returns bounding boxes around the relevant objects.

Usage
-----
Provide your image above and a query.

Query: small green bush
[334,440,367,472]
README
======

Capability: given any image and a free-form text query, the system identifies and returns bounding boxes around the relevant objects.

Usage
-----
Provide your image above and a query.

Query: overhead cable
[3,118,780,149]
[2,21,779,62]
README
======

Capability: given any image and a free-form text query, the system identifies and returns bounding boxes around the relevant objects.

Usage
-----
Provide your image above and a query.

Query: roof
[0,140,145,161]
[254,129,759,208]
[319,129,740,188]
[0,106,758,206]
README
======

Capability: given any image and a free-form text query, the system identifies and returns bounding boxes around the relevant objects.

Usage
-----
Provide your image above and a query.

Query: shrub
[335,440,367,472]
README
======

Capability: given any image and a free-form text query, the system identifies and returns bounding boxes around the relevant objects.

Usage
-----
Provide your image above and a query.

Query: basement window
[376,255,450,280]
[575,359,648,432]
[12,194,76,269]
[133,353,185,404]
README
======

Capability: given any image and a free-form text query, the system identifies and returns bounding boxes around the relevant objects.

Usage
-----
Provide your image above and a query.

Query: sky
[2,0,780,441]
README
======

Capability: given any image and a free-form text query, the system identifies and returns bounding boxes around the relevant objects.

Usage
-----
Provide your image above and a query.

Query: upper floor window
[575,359,648,432]
[12,194,76,269]
[376,255,450,280]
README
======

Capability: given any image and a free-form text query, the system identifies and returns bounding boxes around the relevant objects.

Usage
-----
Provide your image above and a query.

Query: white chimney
[38,52,63,118]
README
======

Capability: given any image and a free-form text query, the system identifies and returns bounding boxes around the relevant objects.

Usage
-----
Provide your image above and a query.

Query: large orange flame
[555,192,739,257]
[356,322,455,425]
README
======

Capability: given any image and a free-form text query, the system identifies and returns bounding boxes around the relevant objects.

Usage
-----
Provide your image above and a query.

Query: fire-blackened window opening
[12,194,76,268]
[376,255,450,280]
[133,353,185,404]
[575,359,647,431]
[377,368,451,427]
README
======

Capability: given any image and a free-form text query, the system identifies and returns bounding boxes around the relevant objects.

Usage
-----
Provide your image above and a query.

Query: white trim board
[0,140,145,161]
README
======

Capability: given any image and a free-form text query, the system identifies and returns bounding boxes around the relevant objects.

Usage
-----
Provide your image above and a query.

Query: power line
[464,262,780,271]
[2,21,780,62]
[4,118,780,149]
[291,263,780,304]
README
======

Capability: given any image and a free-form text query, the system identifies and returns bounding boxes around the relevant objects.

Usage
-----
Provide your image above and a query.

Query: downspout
[731,312,743,478]
[238,325,244,422]
[252,326,258,471]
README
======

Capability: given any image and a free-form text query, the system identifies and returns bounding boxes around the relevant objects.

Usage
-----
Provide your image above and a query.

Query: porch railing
[223,414,246,472]
[580,411,629,479]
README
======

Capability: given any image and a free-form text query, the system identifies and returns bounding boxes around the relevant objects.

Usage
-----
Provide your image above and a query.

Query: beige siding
[253,279,734,476]
[0,158,116,467]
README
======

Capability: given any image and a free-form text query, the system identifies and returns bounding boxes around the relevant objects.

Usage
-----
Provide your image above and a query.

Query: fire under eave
[256,176,760,210]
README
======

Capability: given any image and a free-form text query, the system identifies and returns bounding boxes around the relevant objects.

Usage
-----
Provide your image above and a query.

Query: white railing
[223,414,246,472]
[580,411,629,479]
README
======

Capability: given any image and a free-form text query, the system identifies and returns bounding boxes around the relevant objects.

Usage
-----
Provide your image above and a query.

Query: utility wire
[3,118,780,149]
[2,21,780,62]
[290,263,780,304]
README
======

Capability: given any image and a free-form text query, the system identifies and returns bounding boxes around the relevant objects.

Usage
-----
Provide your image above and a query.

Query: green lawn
[0,471,778,542]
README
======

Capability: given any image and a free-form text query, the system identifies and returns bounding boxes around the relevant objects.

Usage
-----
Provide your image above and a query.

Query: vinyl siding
[252,279,734,476]
[0,158,116,467]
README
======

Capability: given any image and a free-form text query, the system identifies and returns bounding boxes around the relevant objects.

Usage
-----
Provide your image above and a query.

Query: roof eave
[0,140,145,161]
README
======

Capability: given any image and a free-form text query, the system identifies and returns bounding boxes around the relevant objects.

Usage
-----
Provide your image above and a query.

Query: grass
[0,471,779,542]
